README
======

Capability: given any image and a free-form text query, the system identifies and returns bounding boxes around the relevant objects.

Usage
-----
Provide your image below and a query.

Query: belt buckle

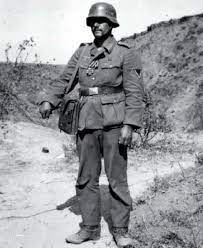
[89,87,98,95]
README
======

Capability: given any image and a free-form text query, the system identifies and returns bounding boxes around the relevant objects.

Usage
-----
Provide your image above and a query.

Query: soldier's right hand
[39,101,52,119]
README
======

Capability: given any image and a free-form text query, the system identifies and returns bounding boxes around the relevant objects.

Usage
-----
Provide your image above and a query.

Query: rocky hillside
[0,63,63,128]
[0,13,202,131]
[122,13,203,131]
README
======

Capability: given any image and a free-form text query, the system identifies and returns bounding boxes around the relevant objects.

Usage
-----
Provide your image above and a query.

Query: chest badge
[86,60,99,76]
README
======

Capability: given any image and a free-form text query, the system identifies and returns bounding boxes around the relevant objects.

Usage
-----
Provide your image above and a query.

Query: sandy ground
[0,121,200,248]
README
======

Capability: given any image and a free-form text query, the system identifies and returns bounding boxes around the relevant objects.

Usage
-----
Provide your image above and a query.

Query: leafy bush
[0,79,13,120]
[0,38,38,121]
[131,91,171,148]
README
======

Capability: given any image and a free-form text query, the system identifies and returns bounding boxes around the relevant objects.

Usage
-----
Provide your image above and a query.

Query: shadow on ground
[56,184,113,231]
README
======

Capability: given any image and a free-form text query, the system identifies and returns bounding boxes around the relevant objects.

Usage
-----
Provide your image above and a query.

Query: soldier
[39,2,145,247]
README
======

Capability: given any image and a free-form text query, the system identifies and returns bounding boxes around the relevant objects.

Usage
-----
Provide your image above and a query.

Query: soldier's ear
[109,22,114,29]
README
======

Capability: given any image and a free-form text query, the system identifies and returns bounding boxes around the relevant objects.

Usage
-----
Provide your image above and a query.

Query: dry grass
[130,161,203,248]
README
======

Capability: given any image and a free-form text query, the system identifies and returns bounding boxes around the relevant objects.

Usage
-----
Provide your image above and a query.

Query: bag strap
[65,43,88,94]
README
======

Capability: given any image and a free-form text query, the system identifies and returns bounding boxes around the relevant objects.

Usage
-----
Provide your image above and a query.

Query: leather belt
[80,86,123,96]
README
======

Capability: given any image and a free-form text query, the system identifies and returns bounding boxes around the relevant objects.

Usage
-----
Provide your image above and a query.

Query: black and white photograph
[0,0,203,247]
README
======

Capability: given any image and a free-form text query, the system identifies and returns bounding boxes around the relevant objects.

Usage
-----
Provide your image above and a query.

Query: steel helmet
[86,2,119,28]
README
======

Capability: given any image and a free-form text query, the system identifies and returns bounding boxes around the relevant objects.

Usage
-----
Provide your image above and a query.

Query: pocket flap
[100,61,121,69]
[100,93,125,104]
[79,64,88,69]
[79,60,89,69]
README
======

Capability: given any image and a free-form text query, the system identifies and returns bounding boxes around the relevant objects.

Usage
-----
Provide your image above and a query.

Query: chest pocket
[78,57,91,83]
[100,60,121,69]
[79,56,90,69]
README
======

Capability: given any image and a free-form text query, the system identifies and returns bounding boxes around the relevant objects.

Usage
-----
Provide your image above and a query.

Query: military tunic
[43,35,144,130]
[41,35,145,228]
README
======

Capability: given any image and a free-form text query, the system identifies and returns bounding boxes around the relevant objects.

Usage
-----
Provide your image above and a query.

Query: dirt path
[0,122,198,248]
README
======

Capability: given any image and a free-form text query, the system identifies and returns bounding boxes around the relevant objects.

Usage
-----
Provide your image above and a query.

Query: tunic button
[92,77,95,80]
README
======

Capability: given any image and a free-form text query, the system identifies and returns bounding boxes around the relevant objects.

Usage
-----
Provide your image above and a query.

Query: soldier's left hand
[119,125,133,146]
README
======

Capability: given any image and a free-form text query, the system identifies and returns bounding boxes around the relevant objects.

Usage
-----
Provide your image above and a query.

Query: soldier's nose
[93,22,99,27]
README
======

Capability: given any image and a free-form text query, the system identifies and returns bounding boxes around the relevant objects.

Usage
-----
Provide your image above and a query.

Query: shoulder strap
[65,44,88,94]
[117,40,131,49]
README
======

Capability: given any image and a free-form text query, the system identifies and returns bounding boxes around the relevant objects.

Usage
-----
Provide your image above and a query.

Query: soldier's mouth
[94,29,102,32]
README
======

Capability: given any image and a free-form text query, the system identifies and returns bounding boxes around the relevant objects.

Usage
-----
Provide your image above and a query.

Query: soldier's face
[90,18,112,38]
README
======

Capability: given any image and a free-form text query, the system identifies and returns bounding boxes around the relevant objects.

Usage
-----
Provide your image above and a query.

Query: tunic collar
[90,35,117,56]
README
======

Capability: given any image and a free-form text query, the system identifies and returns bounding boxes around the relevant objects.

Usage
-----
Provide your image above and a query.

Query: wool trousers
[76,127,132,228]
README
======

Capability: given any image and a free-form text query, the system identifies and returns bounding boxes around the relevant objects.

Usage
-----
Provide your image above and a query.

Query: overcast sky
[0,0,202,64]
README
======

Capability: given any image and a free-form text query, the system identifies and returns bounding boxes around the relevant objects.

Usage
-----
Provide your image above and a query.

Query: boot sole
[117,243,136,248]
[117,245,135,248]
[65,235,100,244]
